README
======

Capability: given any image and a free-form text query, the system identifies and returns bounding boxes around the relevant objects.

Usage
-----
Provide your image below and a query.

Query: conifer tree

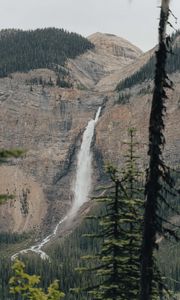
[140,1,179,299]
[74,129,143,300]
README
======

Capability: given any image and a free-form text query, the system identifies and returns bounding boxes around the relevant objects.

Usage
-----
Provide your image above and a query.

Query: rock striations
[0,32,179,238]
[68,32,142,91]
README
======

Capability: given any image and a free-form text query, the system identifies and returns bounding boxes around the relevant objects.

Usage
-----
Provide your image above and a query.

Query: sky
[0,0,180,52]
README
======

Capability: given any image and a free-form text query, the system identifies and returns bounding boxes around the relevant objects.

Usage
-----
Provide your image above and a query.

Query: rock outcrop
[0,32,179,237]
[96,73,180,170]
[0,69,105,233]
[68,32,142,91]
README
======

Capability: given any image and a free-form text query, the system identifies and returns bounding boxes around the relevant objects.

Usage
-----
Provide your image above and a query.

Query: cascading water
[11,107,101,261]
[69,106,101,216]
[11,216,68,260]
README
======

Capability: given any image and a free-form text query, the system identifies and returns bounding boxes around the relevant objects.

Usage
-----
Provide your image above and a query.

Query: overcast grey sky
[0,0,179,51]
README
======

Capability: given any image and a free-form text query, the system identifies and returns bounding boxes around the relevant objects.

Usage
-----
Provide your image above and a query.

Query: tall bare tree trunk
[140,1,170,299]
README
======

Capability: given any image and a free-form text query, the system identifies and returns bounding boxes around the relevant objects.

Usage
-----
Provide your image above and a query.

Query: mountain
[0,30,179,234]
[0,31,142,236]
[68,32,142,91]
[0,28,180,299]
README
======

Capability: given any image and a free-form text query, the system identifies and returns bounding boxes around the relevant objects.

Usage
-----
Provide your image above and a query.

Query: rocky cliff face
[0,33,179,237]
[68,32,142,91]
[0,69,106,234]
[96,73,180,170]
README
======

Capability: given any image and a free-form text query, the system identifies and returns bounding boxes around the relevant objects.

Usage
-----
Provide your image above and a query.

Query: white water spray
[11,107,101,261]
[70,106,101,216]
[11,216,68,261]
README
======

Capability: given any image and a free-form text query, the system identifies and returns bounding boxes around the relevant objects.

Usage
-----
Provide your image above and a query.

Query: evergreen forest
[116,31,180,92]
[0,1,180,300]
[0,28,94,77]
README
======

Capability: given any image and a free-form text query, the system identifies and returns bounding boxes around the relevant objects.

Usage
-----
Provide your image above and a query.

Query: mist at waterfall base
[11,107,101,261]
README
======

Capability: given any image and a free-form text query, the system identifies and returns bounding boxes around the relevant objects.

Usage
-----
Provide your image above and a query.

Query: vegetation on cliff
[0,28,94,77]
[116,30,180,92]
[73,129,143,299]
[0,149,24,204]
[0,2,180,300]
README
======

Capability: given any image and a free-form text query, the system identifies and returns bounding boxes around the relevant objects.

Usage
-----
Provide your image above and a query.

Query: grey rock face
[0,33,179,237]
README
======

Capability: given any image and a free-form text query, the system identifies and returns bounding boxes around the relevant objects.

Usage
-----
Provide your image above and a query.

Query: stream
[11,107,101,261]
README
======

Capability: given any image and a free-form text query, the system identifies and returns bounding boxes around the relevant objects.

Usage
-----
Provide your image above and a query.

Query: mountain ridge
[0,27,94,77]
[0,30,179,244]
[67,31,142,91]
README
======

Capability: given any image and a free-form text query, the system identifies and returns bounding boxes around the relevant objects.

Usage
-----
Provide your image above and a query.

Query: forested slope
[0,205,102,300]
[0,28,94,77]
[116,31,180,91]
[0,174,180,300]
[0,27,179,299]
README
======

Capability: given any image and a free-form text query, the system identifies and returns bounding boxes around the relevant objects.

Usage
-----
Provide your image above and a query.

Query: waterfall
[11,107,101,261]
[70,106,101,216]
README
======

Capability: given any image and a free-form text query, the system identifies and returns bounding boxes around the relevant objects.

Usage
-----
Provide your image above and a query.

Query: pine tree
[120,128,144,299]
[74,129,143,300]
[140,1,179,299]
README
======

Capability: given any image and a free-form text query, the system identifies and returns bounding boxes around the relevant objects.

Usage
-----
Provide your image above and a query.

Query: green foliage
[26,76,55,87]
[0,172,179,300]
[0,149,24,204]
[9,259,65,300]
[0,149,24,164]
[73,128,144,299]
[116,92,131,104]
[0,232,30,245]
[137,84,152,95]
[0,28,94,77]
[0,194,14,204]
[116,31,180,92]
[116,55,155,92]
[76,82,87,90]
[0,210,102,299]
[56,75,72,88]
